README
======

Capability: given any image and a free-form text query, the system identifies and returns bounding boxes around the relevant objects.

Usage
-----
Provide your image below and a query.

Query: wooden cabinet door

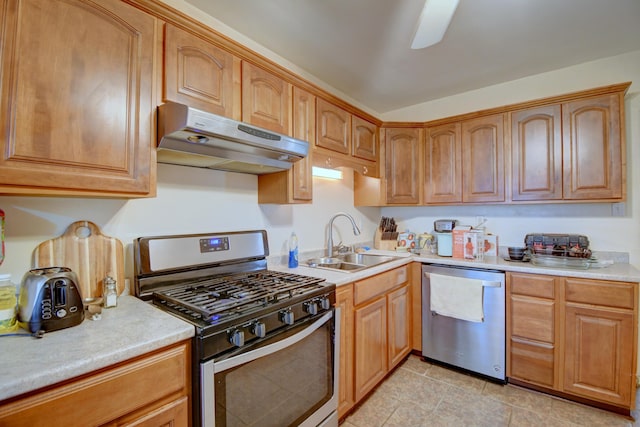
[352,116,378,162]
[316,98,350,154]
[354,296,388,401]
[385,127,421,204]
[115,396,188,427]
[242,61,291,134]
[562,93,624,200]
[462,114,505,203]
[511,105,562,201]
[424,123,462,204]
[387,284,411,369]
[257,86,313,204]
[0,0,155,196]
[563,304,635,406]
[336,285,355,418]
[164,23,240,119]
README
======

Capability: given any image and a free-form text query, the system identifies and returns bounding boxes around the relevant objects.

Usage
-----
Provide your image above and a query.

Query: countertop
[0,296,194,402]
[271,251,640,285]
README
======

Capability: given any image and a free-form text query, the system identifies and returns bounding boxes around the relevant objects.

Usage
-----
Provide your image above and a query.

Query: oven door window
[213,316,334,427]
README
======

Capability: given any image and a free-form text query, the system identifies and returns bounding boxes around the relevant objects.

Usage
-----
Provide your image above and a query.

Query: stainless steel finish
[306,252,399,273]
[434,219,457,232]
[326,212,361,258]
[422,264,506,381]
[202,310,340,427]
[157,101,309,174]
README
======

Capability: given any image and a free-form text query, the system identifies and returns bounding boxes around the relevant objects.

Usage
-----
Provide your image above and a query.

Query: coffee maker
[433,219,457,256]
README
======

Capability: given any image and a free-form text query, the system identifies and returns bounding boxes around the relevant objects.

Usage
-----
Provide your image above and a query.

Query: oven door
[201,309,339,427]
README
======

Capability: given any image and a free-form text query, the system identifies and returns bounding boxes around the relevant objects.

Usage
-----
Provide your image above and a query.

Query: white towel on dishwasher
[428,272,485,322]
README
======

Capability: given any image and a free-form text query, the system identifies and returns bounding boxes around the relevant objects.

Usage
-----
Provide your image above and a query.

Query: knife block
[374,228,397,251]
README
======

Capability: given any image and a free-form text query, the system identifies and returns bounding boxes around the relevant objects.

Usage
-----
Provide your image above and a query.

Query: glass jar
[103,276,118,308]
[0,274,17,333]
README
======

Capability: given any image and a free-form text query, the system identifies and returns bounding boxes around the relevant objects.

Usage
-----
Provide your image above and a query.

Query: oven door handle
[212,310,333,373]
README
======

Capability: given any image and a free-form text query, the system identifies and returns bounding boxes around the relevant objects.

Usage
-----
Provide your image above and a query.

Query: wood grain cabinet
[258,87,314,203]
[511,88,626,202]
[507,272,638,412]
[384,127,422,204]
[0,0,156,196]
[461,113,505,203]
[314,98,378,177]
[242,61,291,135]
[562,92,624,200]
[424,122,462,204]
[353,266,411,401]
[0,342,190,426]
[336,284,355,418]
[164,23,241,119]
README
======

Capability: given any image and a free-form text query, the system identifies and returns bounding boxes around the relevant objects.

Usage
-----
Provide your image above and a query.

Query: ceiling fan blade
[411,0,460,49]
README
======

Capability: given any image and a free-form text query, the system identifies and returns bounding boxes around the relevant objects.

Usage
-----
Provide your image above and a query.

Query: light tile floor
[341,355,639,427]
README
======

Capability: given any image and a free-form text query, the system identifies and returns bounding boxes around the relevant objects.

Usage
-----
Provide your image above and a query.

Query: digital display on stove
[199,236,230,252]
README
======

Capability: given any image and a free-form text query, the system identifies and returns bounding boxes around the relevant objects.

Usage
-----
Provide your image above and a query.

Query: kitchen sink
[305,253,399,273]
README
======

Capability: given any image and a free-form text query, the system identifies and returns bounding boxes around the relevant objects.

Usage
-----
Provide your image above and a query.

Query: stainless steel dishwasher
[422,263,506,381]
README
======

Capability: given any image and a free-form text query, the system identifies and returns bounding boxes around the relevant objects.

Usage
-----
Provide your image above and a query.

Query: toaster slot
[54,279,67,307]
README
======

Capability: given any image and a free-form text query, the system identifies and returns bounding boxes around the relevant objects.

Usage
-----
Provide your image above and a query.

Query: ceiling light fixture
[411,0,460,49]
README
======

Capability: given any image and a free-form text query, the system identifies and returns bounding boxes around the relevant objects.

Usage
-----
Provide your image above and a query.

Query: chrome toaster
[18,267,84,333]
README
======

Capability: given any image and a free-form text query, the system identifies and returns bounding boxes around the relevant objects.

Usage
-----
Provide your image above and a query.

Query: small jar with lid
[0,274,18,332]
[103,276,118,308]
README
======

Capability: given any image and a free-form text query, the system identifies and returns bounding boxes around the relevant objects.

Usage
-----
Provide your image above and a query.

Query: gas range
[134,230,335,360]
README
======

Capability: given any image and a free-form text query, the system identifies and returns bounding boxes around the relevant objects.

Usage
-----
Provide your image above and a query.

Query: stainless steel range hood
[156,102,308,175]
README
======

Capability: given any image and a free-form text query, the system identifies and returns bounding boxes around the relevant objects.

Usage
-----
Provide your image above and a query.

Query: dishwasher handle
[424,272,502,288]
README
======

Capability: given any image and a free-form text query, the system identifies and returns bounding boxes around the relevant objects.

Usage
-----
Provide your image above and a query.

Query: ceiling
[185,0,640,114]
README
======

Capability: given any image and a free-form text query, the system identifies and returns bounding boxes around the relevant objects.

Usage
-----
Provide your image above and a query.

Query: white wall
[0,165,379,283]
[381,50,640,267]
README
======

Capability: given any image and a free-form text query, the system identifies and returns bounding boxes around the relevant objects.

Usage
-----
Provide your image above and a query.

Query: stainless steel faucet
[327,212,361,258]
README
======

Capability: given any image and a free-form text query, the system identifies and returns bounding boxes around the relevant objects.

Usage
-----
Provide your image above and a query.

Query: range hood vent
[156,102,309,175]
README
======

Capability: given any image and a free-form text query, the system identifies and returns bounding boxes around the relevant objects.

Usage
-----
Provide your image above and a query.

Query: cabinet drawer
[510,338,555,388]
[0,342,190,427]
[354,266,408,306]
[565,278,636,309]
[511,295,555,342]
[509,273,555,298]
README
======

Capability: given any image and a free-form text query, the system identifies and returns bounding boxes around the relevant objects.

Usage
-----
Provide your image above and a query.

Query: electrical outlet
[611,203,625,217]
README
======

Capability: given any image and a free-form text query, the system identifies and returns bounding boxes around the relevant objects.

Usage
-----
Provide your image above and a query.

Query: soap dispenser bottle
[288,232,299,268]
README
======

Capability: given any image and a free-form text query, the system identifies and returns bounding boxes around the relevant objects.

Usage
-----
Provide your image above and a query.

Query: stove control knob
[319,297,331,310]
[304,301,318,315]
[280,309,294,325]
[251,322,266,338]
[229,329,245,347]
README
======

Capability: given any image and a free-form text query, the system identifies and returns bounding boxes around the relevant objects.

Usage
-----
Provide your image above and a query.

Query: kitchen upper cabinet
[0,342,190,426]
[258,87,314,204]
[316,98,350,154]
[242,61,291,135]
[164,23,241,120]
[385,127,422,204]
[352,116,378,162]
[0,0,156,196]
[462,113,505,203]
[511,105,563,201]
[562,92,624,200]
[424,122,462,204]
[507,272,638,412]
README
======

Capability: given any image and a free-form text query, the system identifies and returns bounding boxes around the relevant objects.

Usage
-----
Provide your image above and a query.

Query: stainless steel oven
[134,230,338,427]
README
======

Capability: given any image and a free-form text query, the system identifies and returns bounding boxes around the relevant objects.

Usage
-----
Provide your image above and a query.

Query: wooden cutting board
[34,221,125,299]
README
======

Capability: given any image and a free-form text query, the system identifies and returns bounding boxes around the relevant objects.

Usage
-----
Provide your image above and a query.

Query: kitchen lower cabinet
[336,284,355,418]
[353,266,411,402]
[0,0,156,197]
[507,272,638,412]
[0,341,190,427]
